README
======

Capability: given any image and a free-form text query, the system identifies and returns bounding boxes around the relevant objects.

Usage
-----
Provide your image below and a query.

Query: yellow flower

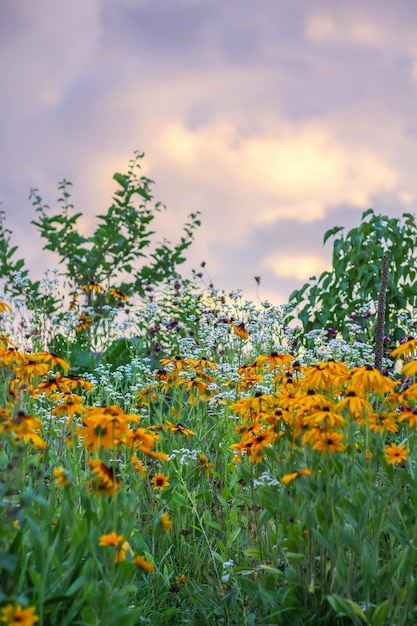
[281,469,312,485]
[76,313,92,332]
[398,408,417,428]
[99,532,125,546]
[254,352,293,372]
[160,511,172,532]
[53,466,69,487]
[0,603,39,626]
[0,301,12,314]
[233,322,249,340]
[368,412,398,434]
[109,287,130,301]
[88,459,121,495]
[132,555,154,572]
[140,447,169,461]
[198,452,214,474]
[81,281,105,293]
[349,365,396,395]
[115,540,133,562]
[151,473,170,490]
[312,431,346,455]
[132,454,148,477]
[391,338,417,359]
[32,352,70,371]
[164,420,196,438]
[401,360,417,377]
[384,443,408,465]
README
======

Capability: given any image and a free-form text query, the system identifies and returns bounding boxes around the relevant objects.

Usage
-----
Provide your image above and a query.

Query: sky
[1,0,417,306]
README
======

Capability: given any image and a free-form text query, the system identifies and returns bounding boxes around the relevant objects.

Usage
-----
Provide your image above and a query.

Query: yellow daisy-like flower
[109,287,130,301]
[198,452,214,474]
[391,338,417,360]
[140,447,169,462]
[233,322,249,340]
[349,365,396,395]
[0,603,39,625]
[99,532,125,547]
[76,313,92,332]
[115,540,133,563]
[384,443,408,465]
[160,511,172,532]
[164,420,196,438]
[312,431,346,455]
[53,466,69,487]
[151,473,170,490]
[401,360,417,377]
[281,469,312,485]
[132,555,154,572]
[132,454,148,478]
[81,281,105,293]
[0,301,12,314]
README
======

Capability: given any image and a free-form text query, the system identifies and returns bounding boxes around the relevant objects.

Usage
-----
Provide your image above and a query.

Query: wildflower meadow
[2,154,417,625]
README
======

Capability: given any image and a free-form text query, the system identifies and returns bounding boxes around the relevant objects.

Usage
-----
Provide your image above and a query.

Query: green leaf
[371,601,389,625]
[323,225,344,245]
[327,594,368,623]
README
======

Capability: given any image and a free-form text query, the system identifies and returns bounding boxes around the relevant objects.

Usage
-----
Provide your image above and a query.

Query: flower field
[2,156,417,625]
[2,282,417,626]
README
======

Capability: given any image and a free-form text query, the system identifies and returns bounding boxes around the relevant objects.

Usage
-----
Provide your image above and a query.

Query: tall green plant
[287,208,417,343]
[0,151,200,316]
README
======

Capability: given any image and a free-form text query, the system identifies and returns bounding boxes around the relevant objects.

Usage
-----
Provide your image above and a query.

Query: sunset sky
[1,0,417,305]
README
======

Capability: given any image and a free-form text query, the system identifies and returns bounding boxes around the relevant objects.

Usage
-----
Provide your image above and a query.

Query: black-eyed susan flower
[398,408,417,428]
[384,443,408,465]
[88,459,121,495]
[51,394,85,422]
[53,466,69,487]
[68,293,79,311]
[368,412,398,434]
[99,532,125,547]
[140,447,169,461]
[349,365,396,395]
[151,473,170,490]
[390,338,417,360]
[81,281,105,293]
[76,313,92,332]
[312,431,346,455]
[132,555,154,572]
[109,287,130,301]
[160,511,172,532]
[32,352,70,372]
[401,360,417,377]
[334,391,373,418]
[160,355,189,371]
[254,352,293,372]
[164,420,196,438]
[0,603,39,626]
[233,322,249,340]
[281,469,312,485]
[115,540,133,563]
[132,454,148,478]
[197,452,213,474]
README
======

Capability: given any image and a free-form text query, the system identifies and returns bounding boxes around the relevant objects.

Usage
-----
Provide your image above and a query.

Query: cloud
[155,119,398,229]
[261,253,331,282]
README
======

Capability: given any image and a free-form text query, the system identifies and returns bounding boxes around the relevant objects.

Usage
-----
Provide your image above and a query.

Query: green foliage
[0,151,200,348]
[288,208,417,343]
